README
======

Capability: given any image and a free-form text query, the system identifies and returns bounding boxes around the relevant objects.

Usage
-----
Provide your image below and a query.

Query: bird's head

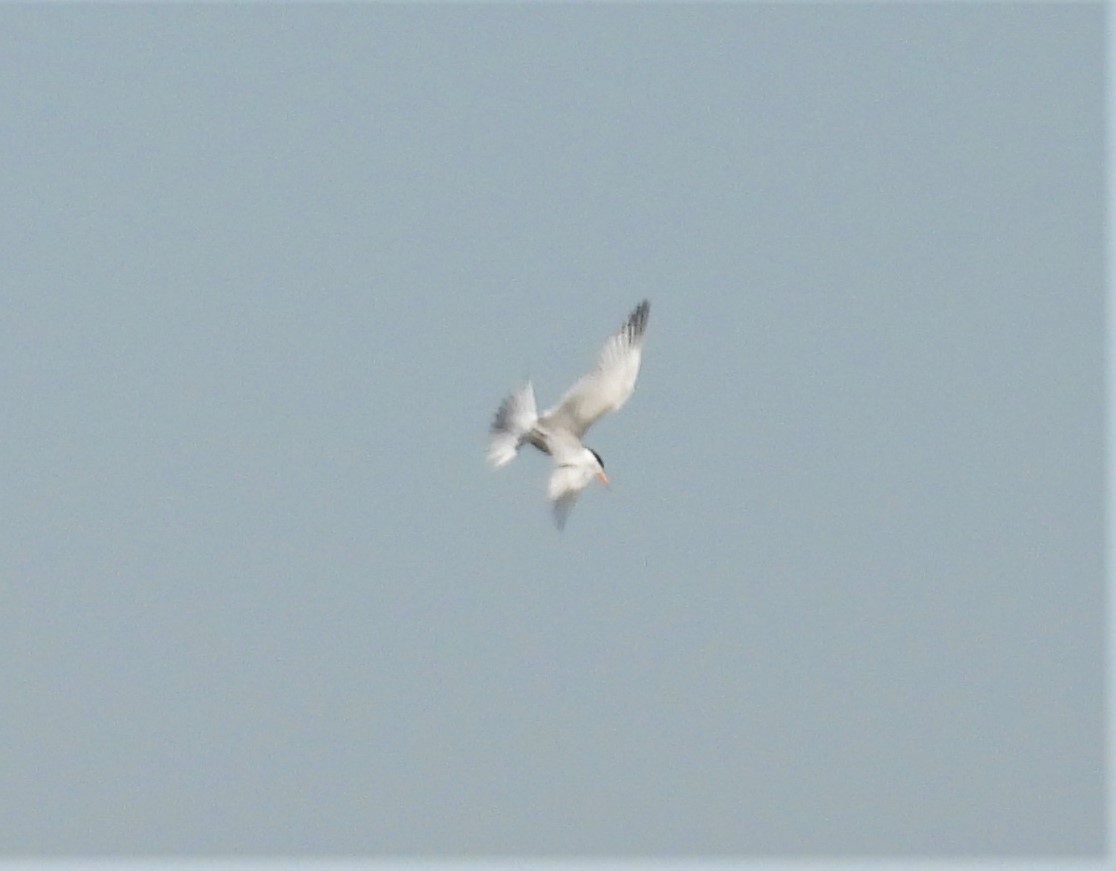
[586,447,609,487]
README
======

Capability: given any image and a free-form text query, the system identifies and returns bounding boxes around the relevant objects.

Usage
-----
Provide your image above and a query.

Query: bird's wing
[551,489,580,530]
[540,300,650,439]
[547,459,595,530]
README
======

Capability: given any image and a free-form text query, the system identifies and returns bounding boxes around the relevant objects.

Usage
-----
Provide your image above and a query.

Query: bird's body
[487,300,650,528]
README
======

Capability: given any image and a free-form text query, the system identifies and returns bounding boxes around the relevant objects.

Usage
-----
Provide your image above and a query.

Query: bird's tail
[487,381,538,468]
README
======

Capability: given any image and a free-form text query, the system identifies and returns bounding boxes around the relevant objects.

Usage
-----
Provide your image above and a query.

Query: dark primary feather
[625,300,650,344]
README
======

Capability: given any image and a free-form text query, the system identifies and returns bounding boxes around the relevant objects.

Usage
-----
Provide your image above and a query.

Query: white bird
[487,300,650,529]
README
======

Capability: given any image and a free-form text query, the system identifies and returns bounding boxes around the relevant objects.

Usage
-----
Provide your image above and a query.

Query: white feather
[486,381,538,468]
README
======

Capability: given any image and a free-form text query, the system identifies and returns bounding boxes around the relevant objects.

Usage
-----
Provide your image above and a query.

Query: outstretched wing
[549,477,581,530]
[547,460,594,530]
[540,300,650,439]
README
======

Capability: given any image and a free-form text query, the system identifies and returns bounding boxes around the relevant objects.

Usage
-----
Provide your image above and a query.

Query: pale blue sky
[0,2,1106,862]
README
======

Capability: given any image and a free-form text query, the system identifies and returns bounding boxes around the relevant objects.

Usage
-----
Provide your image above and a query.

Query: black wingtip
[626,300,650,340]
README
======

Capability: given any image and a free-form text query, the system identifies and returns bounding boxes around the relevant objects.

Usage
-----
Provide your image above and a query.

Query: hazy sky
[0,2,1105,861]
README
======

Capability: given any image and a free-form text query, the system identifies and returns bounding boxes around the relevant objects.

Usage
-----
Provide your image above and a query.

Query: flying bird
[487,300,650,529]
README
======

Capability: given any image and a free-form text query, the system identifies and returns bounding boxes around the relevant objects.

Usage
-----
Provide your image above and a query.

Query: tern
[487,300,650,529]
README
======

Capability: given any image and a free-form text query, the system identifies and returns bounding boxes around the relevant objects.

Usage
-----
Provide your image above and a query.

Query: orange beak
[596,469,610,488]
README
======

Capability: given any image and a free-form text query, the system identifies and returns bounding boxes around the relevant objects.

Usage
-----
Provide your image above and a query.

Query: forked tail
[487,381,538,467]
